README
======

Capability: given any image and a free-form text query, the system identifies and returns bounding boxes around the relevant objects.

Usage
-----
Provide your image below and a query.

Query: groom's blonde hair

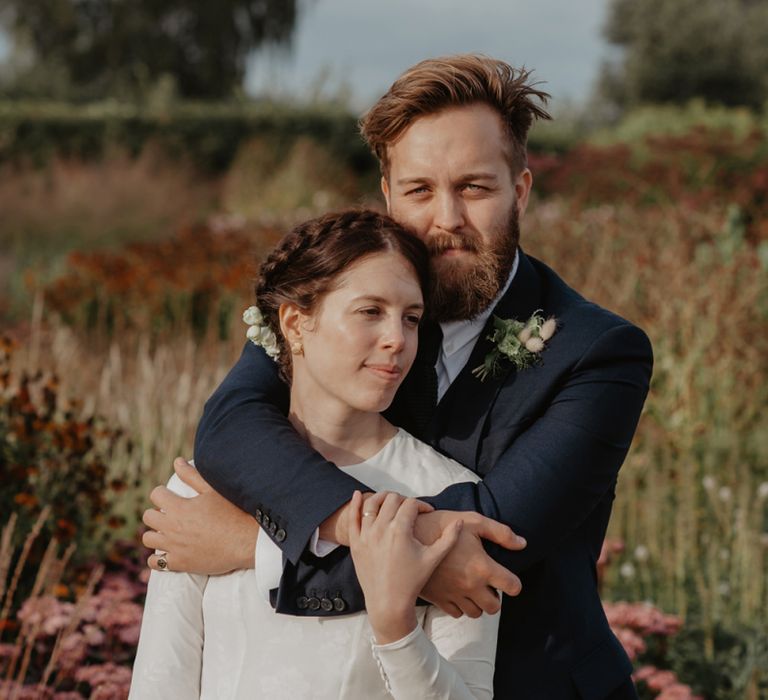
[360,54,551,178]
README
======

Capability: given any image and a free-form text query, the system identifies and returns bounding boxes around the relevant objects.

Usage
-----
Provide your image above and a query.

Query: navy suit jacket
[194,251,653,700]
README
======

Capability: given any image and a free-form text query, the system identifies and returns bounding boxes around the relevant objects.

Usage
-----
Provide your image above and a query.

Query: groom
[144,55,652,699]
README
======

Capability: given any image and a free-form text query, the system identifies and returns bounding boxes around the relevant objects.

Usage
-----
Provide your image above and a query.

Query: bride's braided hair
[255,209,429,382]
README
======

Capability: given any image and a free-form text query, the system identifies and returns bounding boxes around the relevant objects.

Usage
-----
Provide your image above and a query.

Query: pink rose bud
[525,337,545,353]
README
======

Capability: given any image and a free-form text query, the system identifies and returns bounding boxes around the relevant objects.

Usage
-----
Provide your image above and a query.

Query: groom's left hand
[142,458,260,575]
[415,510,525,618]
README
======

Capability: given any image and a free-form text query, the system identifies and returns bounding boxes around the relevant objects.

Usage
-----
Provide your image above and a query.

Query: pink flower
[75,662,132,686]
[657,683,700,699]
[612,627,646,661]
[633,665,658,681]
[82,623,106,646]
[646,670,679,691]
[17,596,75,637]
[117,622,141,646]
[56,632,88,669]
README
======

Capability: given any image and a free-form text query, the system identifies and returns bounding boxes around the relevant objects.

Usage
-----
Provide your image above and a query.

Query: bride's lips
[365,364,403,381]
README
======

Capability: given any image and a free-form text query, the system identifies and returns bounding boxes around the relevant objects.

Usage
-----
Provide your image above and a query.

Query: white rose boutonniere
[472,311,557,381]
[243,306,280,360]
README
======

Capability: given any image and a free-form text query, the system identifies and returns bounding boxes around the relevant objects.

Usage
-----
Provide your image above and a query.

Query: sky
[247,0,612,111]
[0,0,612,111]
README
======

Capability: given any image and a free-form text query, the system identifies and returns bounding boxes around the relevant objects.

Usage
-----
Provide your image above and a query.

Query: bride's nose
[380,318,406,352]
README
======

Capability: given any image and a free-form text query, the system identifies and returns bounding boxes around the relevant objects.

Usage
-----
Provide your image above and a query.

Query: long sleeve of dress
[370,605,499,700]
[129,476,208,700]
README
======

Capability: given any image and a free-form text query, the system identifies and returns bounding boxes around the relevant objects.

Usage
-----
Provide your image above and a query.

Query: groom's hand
[414,511,525,618]
[142,458,259,575]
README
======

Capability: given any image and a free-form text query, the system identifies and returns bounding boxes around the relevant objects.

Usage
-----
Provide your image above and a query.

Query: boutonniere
[472,311,557,381]
[243,306,281,359]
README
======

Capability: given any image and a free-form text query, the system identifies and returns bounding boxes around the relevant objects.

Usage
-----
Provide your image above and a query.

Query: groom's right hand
[414,510,525,618]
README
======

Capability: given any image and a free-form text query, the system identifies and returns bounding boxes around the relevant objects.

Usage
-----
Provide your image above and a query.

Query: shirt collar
[439,249,520,359]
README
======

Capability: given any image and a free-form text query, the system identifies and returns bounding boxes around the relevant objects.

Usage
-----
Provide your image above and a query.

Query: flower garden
[1,102,767,699]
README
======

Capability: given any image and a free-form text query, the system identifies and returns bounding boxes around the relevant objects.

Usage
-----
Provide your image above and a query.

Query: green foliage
[668,623,768,699]
[600,0,768,110]
[0,0,299,100]
[589,101,768,147]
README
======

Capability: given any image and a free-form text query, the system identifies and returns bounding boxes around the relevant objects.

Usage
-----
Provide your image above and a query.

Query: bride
[130,209,500,699]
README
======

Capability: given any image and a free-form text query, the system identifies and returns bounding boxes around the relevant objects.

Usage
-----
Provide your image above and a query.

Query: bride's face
[290,250,424,415]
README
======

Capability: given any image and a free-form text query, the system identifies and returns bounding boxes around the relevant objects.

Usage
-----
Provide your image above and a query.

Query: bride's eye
[404,313,421,327]
[359,307,381,318]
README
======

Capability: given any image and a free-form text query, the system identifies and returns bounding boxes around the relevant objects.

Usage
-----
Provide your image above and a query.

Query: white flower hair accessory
[472,311,557,381]
[243,306,280,359]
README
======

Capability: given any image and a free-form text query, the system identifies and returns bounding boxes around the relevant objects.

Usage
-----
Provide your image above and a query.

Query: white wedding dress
[130,429,499,699]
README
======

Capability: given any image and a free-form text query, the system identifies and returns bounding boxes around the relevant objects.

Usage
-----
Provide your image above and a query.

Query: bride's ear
[278,302,305,349]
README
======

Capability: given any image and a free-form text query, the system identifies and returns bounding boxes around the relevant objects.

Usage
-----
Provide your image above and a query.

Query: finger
[173,457,211,494]
[457,597,484,619]
[147,551,171,572]
[149,485,186,512]
[393,498,421,531]
[348,491,363,546]
[415,499,434,514]
[473,517,526,551]
[142,507,165,532]
[472,586,502,615]
[438,601,463,619]
[376,492,405,524]
[486,563,522,598]
[362,490,389,518]
[426,519,463,564]
[142,529,166,551]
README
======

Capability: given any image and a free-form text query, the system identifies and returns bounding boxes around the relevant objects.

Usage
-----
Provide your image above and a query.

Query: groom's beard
[426,206,519,323]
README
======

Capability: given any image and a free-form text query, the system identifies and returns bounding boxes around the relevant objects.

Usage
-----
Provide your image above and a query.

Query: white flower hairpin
[243,306,280,359]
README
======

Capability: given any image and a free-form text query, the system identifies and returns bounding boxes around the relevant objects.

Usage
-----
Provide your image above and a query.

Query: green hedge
[0,99,581,174]
[0,100,376,173]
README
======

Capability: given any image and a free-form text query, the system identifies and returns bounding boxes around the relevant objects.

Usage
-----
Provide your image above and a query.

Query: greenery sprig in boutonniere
[472,311,557,381]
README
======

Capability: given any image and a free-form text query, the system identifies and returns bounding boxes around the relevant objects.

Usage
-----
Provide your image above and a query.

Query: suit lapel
[430,251,543,473]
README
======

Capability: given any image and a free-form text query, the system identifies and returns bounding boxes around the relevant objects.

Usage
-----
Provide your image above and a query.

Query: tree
[599,0,768,110]
[0,0,301,100]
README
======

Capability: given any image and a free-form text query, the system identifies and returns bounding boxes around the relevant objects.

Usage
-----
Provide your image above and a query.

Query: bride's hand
[347,490,463,644]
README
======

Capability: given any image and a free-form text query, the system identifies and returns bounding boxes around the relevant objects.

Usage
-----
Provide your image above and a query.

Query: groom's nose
[432,191,466,233]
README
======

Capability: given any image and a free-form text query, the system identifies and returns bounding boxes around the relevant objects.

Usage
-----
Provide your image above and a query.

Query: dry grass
[11,311,245,494]
[525,199,768,632]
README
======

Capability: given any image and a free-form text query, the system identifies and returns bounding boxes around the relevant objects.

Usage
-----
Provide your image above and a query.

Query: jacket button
[297,596,309,610]
[262,515,271,528]
[320,597,333,612]
[307,597,321,611]
[333,596,346,612]
[275,528,286,543]
[254,509,263,523]
[268,521,277,535]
